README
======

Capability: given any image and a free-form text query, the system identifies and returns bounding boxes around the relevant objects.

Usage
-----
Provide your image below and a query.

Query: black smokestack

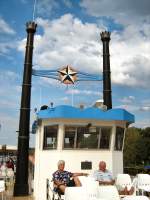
[14,22,37,196]
[100,31,112,109]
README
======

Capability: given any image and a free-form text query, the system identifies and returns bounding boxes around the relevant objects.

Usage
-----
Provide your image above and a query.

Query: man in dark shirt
[52,160,88,193]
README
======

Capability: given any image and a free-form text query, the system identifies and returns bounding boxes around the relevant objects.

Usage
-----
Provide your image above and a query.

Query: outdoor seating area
[46,174,150,200]
[0,163,15,187]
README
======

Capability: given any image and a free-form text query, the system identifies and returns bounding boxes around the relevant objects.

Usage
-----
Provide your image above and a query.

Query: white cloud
[115,104,139,112]
[116,96,150,114]
[0,70,19,83]
[60,96,69,102]
[0,17,15,35]
[80,0,150,25]
[0,42,16,55]
[18,14,150,88]
[39,77,64,89]
[0,99,18,109]
[142,99,150,105]
[66,88,101,96]
[0,70,20,109]
[36,0,59,17]
[18,14,103,74]
[110,23,150,88]
[120,96,135,104]
[132,118,150,128]
[0,110,35,146]
[0,113,18,145]
[139,106,150,112]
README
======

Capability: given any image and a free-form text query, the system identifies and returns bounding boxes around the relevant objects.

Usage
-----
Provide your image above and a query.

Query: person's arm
[72,172,88,177]
[54,180,66,187]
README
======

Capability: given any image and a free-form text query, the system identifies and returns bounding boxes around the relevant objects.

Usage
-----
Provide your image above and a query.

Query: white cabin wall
[33,127,40,199]
[112,152,123,177]
[34,119,126,200]
[111,124,126,178]
[35,150,113,200]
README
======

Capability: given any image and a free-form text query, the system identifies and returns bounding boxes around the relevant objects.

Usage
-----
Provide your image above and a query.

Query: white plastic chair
[122,196,149,200]
[116,173,135,197]
[98,185,120,200]
[78,176,99,187]
[0,180,5,200]
[116,174,133,191]
[136,174,150,195]
[46,178,64,200]
[65,187,88,200]
[65,186,101,200]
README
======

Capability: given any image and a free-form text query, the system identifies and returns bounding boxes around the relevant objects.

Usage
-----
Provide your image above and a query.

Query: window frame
[99,127,112,150]
[63,125,112,150]
[76,126,99,149]
[63,126,77,149]
[43,125,58,150]
[114,126,125,151]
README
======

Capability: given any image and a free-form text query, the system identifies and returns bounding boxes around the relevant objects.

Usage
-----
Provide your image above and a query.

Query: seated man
[52,160,88,193]
[93,161,115,185]
[93,161,134,195]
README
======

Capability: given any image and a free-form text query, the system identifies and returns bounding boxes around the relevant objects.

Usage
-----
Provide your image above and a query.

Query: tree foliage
[124,127,150,167]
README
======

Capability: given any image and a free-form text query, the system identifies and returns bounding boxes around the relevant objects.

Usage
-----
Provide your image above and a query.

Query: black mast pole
[100,31,112,109]
[14,21,37,196]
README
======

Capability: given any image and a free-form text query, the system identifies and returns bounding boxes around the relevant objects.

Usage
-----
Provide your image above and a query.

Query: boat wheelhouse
[34,105,134,200]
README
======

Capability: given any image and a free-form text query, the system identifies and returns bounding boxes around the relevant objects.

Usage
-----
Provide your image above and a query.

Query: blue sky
[0,0,150,146]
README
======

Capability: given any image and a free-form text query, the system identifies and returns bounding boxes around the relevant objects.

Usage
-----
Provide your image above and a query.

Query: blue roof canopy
[37,105,135,124]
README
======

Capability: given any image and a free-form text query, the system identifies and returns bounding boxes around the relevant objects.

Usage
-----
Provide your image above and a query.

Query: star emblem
[57,65,77,84]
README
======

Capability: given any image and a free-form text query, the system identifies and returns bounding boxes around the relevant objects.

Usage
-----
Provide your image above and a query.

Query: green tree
[136,127,150,165]
[123,127,141,166]
[124,127,150,167]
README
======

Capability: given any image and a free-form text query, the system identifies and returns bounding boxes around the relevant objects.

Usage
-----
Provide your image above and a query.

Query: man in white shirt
[93,161,134,195]
[93,161,115,185]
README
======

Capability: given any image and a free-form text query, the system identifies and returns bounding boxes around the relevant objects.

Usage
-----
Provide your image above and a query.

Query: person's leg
[118,190,124,195]
[121,186,128,195]
[58,185,66,193]
[73,177,81,186]
[128,186,134,195]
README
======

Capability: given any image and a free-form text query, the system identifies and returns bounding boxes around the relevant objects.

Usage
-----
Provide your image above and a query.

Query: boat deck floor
[3,185,34,200]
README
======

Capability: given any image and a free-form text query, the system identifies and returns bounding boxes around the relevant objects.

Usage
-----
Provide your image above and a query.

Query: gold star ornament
[57,65,77,84]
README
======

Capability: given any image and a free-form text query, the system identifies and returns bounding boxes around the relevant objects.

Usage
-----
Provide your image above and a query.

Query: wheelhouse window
[63,126,112,150]
[99,127,111,149]
[77,127,99,149]
[64,127,76,148]
[115,126,125,151]
[43,125,58,150]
